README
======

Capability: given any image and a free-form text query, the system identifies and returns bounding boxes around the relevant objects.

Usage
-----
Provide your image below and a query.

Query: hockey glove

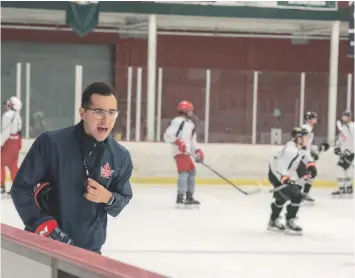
[310,151,319,161]
[319,142,330,152]
[334,147,341,156]
[194,149,204,163]
[306,162,317,179]
[26,217,73,245]
[280,176,291,185]
[175,139,186,153]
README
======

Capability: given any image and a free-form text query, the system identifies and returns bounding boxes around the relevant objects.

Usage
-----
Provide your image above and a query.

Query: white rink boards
[1,184,354,278]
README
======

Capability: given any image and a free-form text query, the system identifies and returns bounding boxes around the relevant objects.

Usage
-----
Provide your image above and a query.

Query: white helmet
[7,96,22,111]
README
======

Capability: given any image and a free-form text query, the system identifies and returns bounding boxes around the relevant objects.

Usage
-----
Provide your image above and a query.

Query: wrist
[105,192,113,204]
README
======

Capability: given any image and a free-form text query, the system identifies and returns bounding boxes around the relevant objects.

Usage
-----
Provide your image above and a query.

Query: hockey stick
[184,150,262,195]
[315,121,342,155]
[184,151,259,195]
[182,152,261,195]
[316,120,342,154]
[198,161,261,196]
[328,120,343,147]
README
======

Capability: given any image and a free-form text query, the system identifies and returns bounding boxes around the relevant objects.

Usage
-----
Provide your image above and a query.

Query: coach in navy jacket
[11,82,133,253]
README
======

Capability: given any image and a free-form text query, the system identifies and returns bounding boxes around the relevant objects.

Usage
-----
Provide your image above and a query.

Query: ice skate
[285,218,303,235]
[331,186,345,198]
[175,193,185,209]
[301,193,315,205]
[184,193,200,209]
[267,218,285,233]
[346,184,353,195]
[331,187,353,199]
[1,187,11,198]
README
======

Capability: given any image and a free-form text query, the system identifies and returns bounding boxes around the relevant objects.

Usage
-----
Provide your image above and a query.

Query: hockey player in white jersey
[163,101,204,207]
[267,127,317,235]
[299,111,319,203]
[1,96,23,194]
[331,109,354,196]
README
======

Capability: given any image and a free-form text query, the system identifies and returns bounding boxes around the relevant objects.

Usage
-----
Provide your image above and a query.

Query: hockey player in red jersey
[163,101,204,207]
[1,96,23,194]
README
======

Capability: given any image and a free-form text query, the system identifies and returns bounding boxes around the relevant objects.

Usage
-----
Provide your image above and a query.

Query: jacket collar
[74,121,109,151]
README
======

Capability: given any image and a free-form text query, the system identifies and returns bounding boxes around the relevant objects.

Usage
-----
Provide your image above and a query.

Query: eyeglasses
[84,107,119,119]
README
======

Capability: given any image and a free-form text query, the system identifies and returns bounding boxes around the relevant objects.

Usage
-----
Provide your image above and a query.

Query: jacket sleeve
[11,133,52,228]
[163,118,182,143]
[104,151,133,217]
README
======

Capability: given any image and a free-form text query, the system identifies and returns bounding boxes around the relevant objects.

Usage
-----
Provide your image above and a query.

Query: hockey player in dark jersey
[11,82,133,253]
[267,127,317,235]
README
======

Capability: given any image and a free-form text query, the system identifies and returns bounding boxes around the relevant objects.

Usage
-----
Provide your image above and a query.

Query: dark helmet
[342,109,352,118]
[291,127,309,140]
[304,111,318,121]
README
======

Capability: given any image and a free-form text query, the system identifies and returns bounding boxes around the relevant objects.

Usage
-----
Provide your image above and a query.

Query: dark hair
[81,82,116,108]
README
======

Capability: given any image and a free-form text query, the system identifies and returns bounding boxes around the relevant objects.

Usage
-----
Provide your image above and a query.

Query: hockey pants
[269,169,303,221]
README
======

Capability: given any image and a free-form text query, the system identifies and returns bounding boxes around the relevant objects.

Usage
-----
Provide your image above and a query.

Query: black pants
[297,161,312,194]
[338,151,354,170]
[268,168,303,221]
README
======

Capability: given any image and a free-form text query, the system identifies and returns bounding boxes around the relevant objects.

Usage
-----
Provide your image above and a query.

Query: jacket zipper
[72,141,96,245]
[91,143,101,222]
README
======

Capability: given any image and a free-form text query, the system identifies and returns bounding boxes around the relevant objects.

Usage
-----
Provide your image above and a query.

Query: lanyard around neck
[84,142,97,179]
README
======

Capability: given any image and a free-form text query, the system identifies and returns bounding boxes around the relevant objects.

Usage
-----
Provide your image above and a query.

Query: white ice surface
[1,184,354,278]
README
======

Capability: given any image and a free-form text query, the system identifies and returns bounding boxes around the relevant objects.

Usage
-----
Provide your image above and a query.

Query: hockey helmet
[6,96,22,111]
[304,111,317,121]
[342,109,352,118]
[178,101,194,112]
[291,127,308,140]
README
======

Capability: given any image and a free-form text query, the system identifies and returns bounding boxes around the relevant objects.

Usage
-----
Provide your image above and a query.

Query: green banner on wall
[277,1,337,10]
[66,2,100,37]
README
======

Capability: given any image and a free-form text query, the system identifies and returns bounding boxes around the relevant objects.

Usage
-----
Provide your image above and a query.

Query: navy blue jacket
[11,121,133,252]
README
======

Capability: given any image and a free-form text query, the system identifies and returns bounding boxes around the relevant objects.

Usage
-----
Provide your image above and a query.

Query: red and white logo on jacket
[100,162,114,179]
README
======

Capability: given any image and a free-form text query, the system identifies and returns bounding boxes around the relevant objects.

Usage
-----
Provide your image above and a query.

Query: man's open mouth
[97,127,108,134]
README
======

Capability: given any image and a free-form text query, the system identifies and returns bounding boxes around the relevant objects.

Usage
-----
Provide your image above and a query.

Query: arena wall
[7,140,343,187]
[1,223,167,278]
[3,28,354,142]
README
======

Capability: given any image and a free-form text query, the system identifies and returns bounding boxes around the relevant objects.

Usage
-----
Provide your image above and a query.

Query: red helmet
[178,101,194,112]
